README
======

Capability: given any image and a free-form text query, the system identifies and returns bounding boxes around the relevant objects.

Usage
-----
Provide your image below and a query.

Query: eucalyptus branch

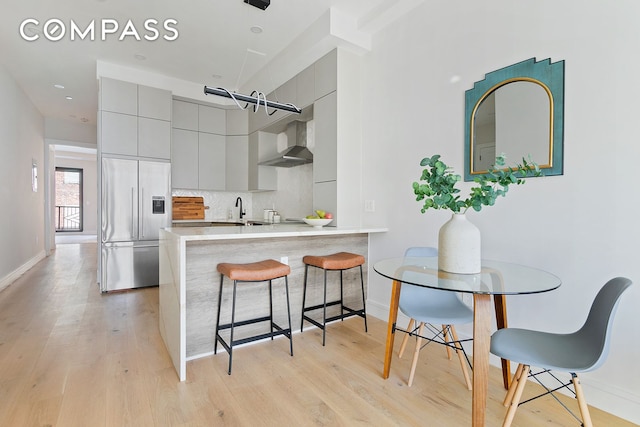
[412,154,540,214]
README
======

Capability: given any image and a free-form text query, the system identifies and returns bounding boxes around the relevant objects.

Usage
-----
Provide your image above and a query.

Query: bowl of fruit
[303,210,333,228]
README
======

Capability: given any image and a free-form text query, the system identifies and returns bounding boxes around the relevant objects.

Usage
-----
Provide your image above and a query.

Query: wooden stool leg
[443,324,453,359]
[503,364,529,427]
[572,373,593,427]
[408,322,425,387]
[398,319,415,358]
[450,325,472,391]
[503,363,524,406]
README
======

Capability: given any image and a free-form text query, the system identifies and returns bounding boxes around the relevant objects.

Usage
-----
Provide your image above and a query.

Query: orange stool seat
[301,252,367,345]
[217,259,291,281]
[302,252,365,271]
[215,259,293,374]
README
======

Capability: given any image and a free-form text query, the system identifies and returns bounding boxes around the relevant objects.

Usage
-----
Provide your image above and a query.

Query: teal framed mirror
[464,58,564,181]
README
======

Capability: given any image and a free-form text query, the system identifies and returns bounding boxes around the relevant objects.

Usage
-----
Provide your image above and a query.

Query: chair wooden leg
[503,364,529,427]
[503,363,524,407]
[407,322,425,387]
[398,318,414,359]
[572,373,593,427]
[442,324,453,359]
[449,325,472,391]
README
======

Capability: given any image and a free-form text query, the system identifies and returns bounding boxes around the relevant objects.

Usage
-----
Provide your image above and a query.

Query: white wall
[0,65,45,289]
[360,0,640,423]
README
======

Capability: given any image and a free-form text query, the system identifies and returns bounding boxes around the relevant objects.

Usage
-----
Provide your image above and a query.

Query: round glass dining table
[373,257,561,427]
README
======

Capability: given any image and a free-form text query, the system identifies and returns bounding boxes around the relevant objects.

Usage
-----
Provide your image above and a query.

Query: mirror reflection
[463,58,565,181]
[472,80,551,173]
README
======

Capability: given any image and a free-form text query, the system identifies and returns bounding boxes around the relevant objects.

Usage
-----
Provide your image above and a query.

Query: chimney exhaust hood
[259,121,313,168]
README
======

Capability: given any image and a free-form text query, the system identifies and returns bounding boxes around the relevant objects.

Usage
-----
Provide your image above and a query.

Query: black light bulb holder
[244,0,270,10]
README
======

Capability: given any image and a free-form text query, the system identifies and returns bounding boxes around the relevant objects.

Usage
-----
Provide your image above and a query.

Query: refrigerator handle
[131,187,135,238]
[141,187,145,239]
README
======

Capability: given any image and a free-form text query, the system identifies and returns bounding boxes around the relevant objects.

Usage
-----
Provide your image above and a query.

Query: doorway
[55,167,83,232]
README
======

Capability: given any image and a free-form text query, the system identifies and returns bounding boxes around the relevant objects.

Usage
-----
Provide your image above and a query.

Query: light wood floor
[0,243,635,426]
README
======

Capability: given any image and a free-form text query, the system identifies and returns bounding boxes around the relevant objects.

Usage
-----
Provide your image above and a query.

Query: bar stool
[215,259,293,374]
[300,252,367,345]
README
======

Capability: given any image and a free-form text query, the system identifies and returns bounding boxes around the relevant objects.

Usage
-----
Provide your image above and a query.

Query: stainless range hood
[259,121,313,167]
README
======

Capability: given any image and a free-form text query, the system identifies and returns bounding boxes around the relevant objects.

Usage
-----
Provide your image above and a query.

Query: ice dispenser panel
[152,196,165,214]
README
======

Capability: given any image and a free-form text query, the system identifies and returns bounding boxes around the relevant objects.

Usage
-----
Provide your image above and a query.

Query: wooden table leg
[493,294,511,389]
[472,294,492,427]
[383,279,402,379]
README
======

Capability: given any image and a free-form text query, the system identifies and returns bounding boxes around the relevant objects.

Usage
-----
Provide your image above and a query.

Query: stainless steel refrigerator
[99,157,171,292]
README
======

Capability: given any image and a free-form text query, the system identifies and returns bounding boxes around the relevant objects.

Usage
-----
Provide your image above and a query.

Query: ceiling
[0,0,421,127]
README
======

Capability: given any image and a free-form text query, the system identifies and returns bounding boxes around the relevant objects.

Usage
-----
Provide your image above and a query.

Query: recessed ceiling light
[250,26,263,34]
[134,53,146,60]
[211,74,222,79]
[65,96,73,100]
[54,84,65,89]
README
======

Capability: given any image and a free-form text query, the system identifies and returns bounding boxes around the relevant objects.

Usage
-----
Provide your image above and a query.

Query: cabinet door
[198,133,226,190]
[198,105,226,134]
[225,136,248,191]
[139,117,171,159]
[171,129,199,189]
[138,85,171,120]
[313,91,337,183]
[101,111,138,156]
[172,100,198,131]
[100,78,137,115]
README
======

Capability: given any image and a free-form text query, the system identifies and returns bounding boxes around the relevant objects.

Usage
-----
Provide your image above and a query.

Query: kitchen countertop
[163,223,388,242]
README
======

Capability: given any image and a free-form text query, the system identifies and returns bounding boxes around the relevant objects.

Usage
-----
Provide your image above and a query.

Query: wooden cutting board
[173,196,206,220]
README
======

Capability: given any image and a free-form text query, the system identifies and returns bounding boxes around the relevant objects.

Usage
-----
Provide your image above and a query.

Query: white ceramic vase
[438,212,481,274]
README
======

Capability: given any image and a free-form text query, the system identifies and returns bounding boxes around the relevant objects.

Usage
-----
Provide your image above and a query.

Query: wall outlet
[280,256,289,265]
[364,200,375,212]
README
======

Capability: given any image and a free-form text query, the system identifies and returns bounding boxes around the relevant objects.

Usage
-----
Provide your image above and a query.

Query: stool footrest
[302,305,366,330]
[217,321,292,349]
[302,299,342,314]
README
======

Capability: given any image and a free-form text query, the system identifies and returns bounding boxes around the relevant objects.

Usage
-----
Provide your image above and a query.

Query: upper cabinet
[171,99,230,190]
[99,78,171,160]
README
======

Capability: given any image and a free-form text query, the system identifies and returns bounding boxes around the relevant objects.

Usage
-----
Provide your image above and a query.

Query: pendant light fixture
[203,86,301,115]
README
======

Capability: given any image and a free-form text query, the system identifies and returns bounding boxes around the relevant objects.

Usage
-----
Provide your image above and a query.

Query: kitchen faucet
[235,197,245,219]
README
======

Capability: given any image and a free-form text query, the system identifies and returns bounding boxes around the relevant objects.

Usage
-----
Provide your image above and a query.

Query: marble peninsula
[159,223,387,380]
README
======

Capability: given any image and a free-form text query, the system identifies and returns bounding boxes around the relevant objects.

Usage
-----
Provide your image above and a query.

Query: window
[55,167,83,232]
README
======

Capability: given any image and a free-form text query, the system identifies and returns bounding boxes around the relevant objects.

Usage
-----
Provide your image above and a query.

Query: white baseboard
[0,250,46,292]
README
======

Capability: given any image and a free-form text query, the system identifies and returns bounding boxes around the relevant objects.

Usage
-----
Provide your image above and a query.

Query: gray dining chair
[490,277,632,427]
[397,246,473,388]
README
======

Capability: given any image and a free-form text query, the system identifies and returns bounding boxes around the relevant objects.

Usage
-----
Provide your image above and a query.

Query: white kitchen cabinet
[248,132,277,191]
[198,104,226,134]
[225,136,249,191]
[139,117,171,159]
[313,91,337,183]
[100,78,171,160]
[100,78,137,115]
[198,133,226,190]
[171,129,199,189]
[297,64,315,109]
[226,109,248,136]
[100,111,138,156]
[139,85,171,121]
[314,49,337,100]
[172,100,198,131]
